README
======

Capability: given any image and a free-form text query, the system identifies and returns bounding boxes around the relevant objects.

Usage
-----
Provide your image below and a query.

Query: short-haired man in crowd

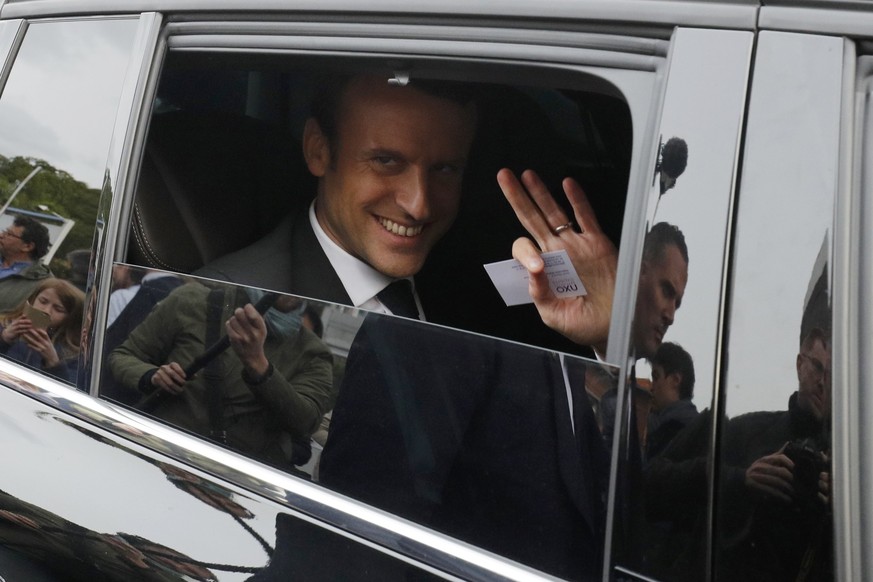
[0,216,52,312]
[646,341,698,461]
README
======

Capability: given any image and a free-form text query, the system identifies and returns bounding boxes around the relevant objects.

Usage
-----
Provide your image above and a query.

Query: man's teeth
[380,218,422,237]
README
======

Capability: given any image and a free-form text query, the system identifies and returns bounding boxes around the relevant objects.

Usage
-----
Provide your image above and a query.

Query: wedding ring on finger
[553,222,574,235]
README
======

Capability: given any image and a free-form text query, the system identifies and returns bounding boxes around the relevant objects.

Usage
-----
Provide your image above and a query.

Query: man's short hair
[14,216,50,260]
[800,269,830,347]
[310,74,478,152]
[650,341,695,400]
[643,222,688,267]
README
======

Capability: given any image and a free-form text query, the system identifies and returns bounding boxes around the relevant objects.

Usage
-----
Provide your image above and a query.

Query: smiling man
[197,75,477,317]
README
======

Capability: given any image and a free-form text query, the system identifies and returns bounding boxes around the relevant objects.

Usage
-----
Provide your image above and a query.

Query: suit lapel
[288,209,353,306]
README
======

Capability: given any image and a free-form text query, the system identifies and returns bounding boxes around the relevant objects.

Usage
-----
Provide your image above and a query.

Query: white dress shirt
[308,202,424,319]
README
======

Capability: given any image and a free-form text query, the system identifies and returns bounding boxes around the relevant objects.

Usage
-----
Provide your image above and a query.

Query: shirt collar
[309,201,399,308]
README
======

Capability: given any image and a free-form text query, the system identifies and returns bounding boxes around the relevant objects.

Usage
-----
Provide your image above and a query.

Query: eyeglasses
[0,229,23,240]
[799,353,831,382]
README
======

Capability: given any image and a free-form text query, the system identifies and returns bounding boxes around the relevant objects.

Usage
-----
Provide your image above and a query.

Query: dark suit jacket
[194,209,351,305]
[197,208,608,579]
[319,316,608,580]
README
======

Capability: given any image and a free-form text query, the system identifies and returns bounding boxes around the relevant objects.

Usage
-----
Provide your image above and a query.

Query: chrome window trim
[164,21,669,61]
[760,5,873,39]
[845,51,873,582]
[85,12,163,397]
[0,0,758,30]
[605,26,754,581]
[0,17,23,93]
[0,358,558,581]
[720,29,845,580]
[167,35,664,73]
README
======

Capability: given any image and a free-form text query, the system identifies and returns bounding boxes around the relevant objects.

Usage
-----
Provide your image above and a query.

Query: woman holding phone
[0,278,84,382]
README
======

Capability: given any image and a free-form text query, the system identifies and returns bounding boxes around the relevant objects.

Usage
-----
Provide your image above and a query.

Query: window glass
[107,43,652,578]
[0,18,138,384]
[101,265,619,578]
[713,32,842,581]
[609,28,753,581]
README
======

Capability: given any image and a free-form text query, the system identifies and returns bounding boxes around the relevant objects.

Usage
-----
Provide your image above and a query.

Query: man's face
[0,225,32,260]
[632,244,688,359]
[307,76,476,279]
[649,363,679,411]
[796,336,832,421]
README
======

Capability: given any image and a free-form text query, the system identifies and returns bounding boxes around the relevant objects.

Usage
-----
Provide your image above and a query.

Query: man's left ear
[302,118,330,177]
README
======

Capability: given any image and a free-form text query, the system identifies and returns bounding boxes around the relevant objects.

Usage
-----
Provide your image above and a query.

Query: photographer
[717,325,832,581]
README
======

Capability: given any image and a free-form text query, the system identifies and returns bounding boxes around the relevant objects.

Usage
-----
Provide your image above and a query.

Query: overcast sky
[0,18,138,190]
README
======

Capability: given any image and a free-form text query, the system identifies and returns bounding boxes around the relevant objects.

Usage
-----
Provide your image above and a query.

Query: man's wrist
[242,361,273,386]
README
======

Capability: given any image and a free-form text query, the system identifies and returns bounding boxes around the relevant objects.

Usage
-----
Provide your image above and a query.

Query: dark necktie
[377,279,420,319]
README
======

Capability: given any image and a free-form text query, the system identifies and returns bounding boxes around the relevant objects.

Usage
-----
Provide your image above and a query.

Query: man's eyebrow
[363,147,404,158]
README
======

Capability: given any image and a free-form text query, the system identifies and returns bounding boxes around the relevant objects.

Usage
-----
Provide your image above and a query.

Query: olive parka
[109,282,335,468]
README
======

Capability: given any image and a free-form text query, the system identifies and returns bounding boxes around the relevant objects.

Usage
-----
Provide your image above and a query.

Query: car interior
[125,50,633,354]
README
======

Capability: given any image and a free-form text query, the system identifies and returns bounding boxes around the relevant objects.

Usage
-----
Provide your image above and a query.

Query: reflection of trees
[0,155,100,277]
[37,412,273,577]
[0,488,217,581]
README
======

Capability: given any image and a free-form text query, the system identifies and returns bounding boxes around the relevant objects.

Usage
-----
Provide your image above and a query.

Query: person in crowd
[110,283,335,469]
[106,264,145,327]
[645,341,698,461]
[0,278,84,382]
[643,271,832,581]
[716,328,832,580]
[585,364,617,432]
[0,216,52,312]
[100,268,184,405]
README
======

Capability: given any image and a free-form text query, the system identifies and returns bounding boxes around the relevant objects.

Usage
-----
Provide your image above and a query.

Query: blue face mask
[245,288,306,339]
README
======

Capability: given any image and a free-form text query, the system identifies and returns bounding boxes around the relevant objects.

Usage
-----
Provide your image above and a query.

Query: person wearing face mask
[109,281,335,469]
[0,278,84,382]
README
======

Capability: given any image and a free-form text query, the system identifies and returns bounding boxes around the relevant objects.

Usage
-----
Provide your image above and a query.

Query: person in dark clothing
[645,341,698,462]
[100,269,183,405]
[715,327,832,581]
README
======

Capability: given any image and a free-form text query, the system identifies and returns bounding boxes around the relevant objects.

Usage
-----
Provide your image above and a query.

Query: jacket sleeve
[108,285,191,394]
[249,328,335,439]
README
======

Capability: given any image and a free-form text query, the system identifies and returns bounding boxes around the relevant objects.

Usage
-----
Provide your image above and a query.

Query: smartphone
[23,302,51,330]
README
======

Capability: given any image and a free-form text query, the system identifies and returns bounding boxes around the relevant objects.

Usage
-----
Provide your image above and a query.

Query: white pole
[0,165,42,218]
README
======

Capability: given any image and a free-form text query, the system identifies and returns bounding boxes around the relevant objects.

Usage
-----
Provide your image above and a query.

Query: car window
[100,264,619,578]
[0,17,139,385]
[98,24,665,579]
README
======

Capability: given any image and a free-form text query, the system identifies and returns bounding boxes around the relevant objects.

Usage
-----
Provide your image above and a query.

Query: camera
[783,439,829,511]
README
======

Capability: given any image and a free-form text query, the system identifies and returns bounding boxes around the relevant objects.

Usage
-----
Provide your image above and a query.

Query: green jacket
[0,261,52,313]
[110,282,335,468]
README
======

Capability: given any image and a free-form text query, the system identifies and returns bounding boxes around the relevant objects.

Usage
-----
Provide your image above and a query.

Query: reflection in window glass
[0,18,138,384]
[101,266,619,579]
[610,28,752,582]
[714,32,841,582]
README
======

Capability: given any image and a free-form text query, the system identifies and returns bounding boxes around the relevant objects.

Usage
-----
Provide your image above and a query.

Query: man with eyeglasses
[715,271,833,580]
[0,216,51,312]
